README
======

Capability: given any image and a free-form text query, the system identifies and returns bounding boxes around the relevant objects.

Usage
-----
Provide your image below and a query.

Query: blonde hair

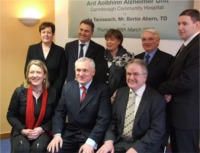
[23,60,49,88]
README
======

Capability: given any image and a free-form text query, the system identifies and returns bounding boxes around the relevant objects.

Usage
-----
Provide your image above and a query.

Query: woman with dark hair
[7,60,56,153]
[95,29,134,98]
[24,22,67,105]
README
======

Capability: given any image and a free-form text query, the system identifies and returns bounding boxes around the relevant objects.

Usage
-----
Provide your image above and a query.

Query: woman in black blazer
[24,22,67,104]
[95,29,134,98]
[7,60,56,153]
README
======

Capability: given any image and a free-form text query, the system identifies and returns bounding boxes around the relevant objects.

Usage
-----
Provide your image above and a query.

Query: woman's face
[105,36,121,52]
[28,64,46,88]
[40,27,54,43]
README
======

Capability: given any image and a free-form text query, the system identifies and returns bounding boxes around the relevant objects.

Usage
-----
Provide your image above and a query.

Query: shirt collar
[145,49,157,58]
[79,40,90,47]
[79,79,93,90]
[184,31,200,46]
[130,84,146,97]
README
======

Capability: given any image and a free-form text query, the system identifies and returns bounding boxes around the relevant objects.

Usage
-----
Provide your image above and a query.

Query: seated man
[47,57,111,153]
[97,59,166,153]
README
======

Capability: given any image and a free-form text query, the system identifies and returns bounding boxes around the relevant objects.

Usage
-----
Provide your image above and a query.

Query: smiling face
[126,62,147,91]
[75,60,95,85]
[28,64,47,88]
[141,31,160,53]
[178,15,200,41]
[106,36,121,52]
[78,23,93,43]
[40,27,54,44]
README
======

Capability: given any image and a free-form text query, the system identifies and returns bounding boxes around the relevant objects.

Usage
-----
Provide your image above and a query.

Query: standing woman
[96,29,134,97]
[7,60,56,153]
[24,22,67,104]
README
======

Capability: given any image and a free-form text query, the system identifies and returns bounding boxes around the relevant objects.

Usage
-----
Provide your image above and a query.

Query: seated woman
[7,60,56,153]
[95,29,134,98]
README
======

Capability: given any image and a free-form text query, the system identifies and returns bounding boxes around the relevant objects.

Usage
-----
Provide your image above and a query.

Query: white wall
[55,0,199,56]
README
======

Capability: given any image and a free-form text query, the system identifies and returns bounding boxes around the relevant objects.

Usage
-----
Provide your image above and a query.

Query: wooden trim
[0,133,11,139]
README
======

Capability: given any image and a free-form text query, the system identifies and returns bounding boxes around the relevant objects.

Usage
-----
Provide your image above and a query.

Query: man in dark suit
[135,29,174,90]
[159,9,199,153]
[135,29,174,151]
[65,18,105,82]
[97,59,166,153]
[47,57,111,153]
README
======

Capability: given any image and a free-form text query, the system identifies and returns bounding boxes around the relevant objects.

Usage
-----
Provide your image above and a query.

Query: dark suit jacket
[24,42,67,97]
[135,49,174,90]
[159,34,199,129]
[52,80,111,145]
[65,40,104,82]
[104,86,166,153]
[7,86,56,137]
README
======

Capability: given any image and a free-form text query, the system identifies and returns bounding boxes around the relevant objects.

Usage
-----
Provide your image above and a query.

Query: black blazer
[159,34,199,129]
[65,40,104,82]
[24,42,67,95]
[52,80,111,144]
[104,86,166,153]
[7,86,56,137]
[135,49,174,90]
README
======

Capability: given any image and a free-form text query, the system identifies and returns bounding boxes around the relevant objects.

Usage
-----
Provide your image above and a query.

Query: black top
[7,86,56,137]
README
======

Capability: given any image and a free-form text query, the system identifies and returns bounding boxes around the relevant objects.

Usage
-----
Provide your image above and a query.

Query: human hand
[79,143,94,153]
[96,140,114,153]
[126,147,138,153]
[27,127,44,139]
[164,94,172,103]
[21,129,34,139]
[47,135,63,153]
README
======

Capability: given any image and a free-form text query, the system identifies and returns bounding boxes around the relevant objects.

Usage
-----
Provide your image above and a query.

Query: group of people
[6,9,199,153]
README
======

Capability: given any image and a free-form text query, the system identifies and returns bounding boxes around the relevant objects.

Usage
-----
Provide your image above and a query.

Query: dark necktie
[176,44,185,59]
[144,54,150,64]
[79,44,85,58]
[81,86,87,102]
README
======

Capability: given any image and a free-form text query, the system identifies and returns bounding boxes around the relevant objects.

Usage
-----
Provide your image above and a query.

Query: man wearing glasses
[97,59,166,153]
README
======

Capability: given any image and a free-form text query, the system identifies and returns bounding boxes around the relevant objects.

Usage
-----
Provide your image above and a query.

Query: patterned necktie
[79,44,85,58]
[122,91,136,140]
[81,86,87,102]
[144,54,150,64]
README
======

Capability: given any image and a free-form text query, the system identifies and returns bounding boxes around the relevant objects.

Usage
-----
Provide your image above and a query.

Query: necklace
[32,89,43,94]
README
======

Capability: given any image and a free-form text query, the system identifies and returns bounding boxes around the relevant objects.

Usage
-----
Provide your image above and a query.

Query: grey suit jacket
[104,86,166,153]
[64,40,104,82]
[52,80,111,144]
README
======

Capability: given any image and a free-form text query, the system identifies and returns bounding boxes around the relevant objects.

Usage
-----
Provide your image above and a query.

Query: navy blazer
[135,49,174,90]
[24,42,67,95]
[65,40,104,82]
[159,34,199,129]
[52,80,111,144]
[104,86,166,153]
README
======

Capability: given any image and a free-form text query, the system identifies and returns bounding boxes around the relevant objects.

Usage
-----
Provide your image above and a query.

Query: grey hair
[141,29,160,40]
[75,57,95,70]
[126,59,148,75]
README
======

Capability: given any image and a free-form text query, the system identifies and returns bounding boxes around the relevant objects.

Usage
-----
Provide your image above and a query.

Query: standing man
[135,29,174,90]
[97,59,166,153]
[65,18,105,82]
[159,9,200,152]
[47,57,111,153]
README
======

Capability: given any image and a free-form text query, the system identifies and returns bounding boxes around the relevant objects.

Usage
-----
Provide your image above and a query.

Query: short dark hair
[39,22,55,34]
[105,29,124,46]
[179,9,200,23]
[80,19,94,31]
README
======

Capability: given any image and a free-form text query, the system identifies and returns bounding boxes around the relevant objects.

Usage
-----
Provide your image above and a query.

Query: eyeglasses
[126,72,147,77]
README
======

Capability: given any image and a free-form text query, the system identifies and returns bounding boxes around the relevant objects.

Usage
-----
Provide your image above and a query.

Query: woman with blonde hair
[7,60,56,153]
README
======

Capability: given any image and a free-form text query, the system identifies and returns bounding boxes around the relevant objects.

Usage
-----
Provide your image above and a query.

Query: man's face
[75,61,95,85]
[141,31,160,53]
[78,23,93,43]
[178,15,200,41]
[126,63,147,91]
